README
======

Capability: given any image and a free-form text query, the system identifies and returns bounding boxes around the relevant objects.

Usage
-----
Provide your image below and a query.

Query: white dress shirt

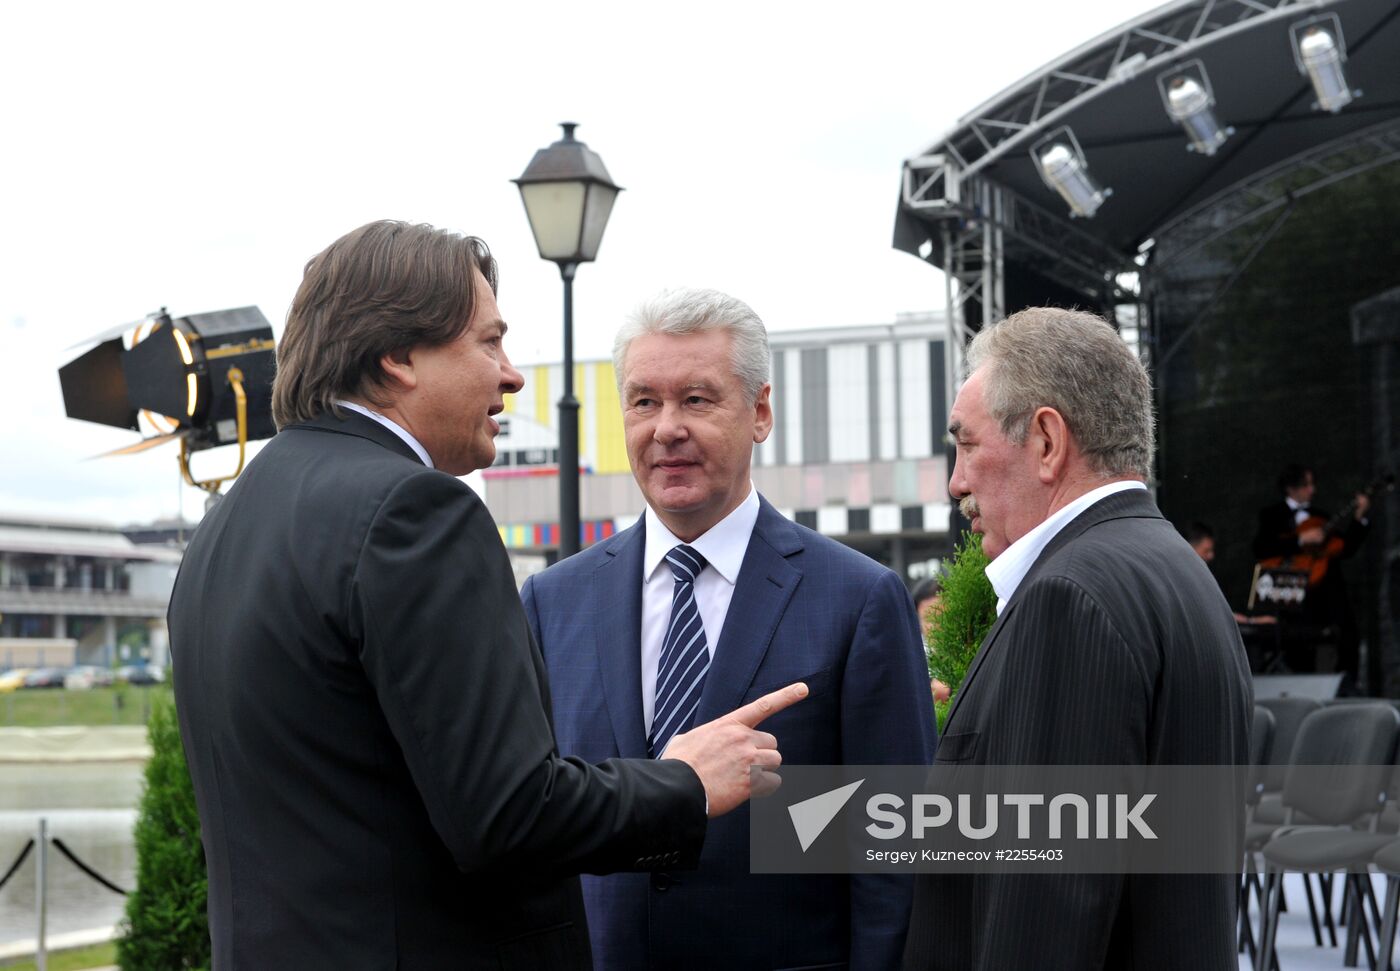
[984,480,1147,616]
[640,485,760,734]
[335,400,434,468]
[1286,496,1309,526]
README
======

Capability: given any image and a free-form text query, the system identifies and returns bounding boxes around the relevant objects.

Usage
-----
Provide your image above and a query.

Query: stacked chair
[1254,702,1400,970]
[1242,704,1277,965]
[1373,842,1400,970]
[1243,698,1325,964]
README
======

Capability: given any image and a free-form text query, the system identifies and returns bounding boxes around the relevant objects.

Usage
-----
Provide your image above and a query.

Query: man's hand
[1356,493,1371,520]
[1299,526,1326,546]
[662,682,808,818]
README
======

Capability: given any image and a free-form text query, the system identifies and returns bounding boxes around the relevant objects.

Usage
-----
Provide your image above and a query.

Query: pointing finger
[724,682,808,729]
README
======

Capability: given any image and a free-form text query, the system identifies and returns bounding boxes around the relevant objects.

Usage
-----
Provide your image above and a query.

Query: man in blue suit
[522,288,937,970]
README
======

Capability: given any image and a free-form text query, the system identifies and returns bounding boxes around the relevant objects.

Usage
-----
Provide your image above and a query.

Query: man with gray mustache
[901,307,1251,970]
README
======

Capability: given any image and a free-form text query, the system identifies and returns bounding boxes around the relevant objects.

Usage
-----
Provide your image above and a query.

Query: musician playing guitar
[1252,463,1371,685]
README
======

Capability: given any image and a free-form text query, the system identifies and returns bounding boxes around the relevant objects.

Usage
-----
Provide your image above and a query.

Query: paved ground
[8,874,1396,970]
[0,925,115,962]
[1240,871,1395,970]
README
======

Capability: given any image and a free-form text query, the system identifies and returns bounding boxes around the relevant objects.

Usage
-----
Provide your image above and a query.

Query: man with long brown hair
[169,220,805,970]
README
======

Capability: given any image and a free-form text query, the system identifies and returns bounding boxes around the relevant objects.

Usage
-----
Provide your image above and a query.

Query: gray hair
[965,307,1155,479]
[613,288,771,402]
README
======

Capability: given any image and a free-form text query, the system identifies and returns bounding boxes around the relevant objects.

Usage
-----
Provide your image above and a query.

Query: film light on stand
[59,306,276,495]
[1290,13,1359,113]
[1158,60,1234,156]
[1031,128,1111,219]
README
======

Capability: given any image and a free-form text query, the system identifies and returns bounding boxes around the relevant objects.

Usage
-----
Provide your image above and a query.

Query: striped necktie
[649,544,710,758]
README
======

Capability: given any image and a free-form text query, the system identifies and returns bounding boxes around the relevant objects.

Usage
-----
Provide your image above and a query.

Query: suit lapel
[695,498,803,724]
[943,488,1162,733]
[942,600,1016,731]
[591,522,649,757]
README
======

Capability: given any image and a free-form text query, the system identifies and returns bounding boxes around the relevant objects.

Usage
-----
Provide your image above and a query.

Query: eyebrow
[622,381,721,398]
[948,420,963,437]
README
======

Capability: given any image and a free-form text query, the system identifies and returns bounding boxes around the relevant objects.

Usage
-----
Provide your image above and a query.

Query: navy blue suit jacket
[522,497,937,970]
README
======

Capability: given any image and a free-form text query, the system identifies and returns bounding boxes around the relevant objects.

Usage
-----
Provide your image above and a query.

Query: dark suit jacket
[169,411,707,970]
[521,498,937,970]
[1252,499,1368,563]
[902,489,1252,971]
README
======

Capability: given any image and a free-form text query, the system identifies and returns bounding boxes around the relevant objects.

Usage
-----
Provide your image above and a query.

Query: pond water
[0,762,144,948]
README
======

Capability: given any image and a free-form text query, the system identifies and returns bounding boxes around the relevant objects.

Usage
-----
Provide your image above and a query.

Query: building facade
[480,312,955,583]
[0,515,182,669]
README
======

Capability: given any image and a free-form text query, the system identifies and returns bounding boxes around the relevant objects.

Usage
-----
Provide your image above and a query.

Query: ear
[378,346,418,393]
[1028,406,1072,483]
[752,383,774,444]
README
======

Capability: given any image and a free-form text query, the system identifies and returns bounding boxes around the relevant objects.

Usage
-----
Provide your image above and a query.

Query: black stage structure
[894,0,1400,692]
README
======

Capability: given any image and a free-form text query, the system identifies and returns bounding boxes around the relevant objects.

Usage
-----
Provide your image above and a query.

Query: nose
[653,402,687,445]
[499,348,524,394]
[948,450,969,501]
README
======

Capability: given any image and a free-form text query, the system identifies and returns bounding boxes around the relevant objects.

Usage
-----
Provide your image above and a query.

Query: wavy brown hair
[271,220,498,429]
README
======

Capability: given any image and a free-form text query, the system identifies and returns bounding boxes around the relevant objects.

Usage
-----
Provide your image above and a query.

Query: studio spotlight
[1158,60,1234,156]
[59,306,276,493]
[1290,13,1359,113]
[1031,128,1110,218]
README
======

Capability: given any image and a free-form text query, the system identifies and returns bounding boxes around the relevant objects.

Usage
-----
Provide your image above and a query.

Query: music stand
[1241,564,1310,673]
[1243,564,1340,674]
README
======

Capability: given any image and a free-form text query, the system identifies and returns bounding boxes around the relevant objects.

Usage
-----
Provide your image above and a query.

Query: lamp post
[514,122,622,559]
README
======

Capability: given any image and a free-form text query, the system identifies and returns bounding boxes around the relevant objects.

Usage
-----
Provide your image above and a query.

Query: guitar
[1258,473,1395,588]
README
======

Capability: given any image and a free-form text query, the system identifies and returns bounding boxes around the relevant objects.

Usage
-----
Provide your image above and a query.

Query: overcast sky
[0,0,1162,526]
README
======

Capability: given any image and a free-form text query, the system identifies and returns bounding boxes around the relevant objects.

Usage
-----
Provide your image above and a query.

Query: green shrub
[117,689,210,971]
[925,532,998,732]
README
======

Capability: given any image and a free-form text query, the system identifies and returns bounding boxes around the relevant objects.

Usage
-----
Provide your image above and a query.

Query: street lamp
[514,122,622,559]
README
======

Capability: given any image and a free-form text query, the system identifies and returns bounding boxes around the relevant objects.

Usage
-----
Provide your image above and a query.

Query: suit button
[652,873,672,892]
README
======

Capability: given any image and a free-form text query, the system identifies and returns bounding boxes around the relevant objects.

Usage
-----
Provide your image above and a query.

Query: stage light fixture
[1290,14,1359,113]
[59,306,277,493]
[1158,60,1234,156]
[1031,128,1110,218]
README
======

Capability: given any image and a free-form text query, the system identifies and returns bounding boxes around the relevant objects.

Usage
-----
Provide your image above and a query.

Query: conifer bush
[117,689,210,970]
[925,532,998,732]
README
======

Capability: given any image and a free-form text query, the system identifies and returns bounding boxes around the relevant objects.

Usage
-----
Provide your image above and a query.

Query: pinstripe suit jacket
[522,497,938,970]
[902,489,1252,970]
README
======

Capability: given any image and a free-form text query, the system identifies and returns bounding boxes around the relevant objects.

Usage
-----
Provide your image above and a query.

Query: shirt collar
[335,400,434,469]
[1285,496,1306,512]
[644,485,760,586]
[983,479,1147,615]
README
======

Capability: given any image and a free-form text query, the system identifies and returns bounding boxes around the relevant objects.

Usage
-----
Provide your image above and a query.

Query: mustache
[959,496,980,520]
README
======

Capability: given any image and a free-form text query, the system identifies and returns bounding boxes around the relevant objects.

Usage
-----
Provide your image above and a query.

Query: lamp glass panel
[520,182,587,260]
[578,184,619,261]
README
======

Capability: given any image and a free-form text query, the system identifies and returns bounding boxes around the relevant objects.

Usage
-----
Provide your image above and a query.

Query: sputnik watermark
[787,780,1156,852]
[865,791,1157,841]
[752,765,1256,874]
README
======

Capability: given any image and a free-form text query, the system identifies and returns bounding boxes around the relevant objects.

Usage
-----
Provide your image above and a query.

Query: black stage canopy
[894,0,1400,692]
[895,0,1400,314]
